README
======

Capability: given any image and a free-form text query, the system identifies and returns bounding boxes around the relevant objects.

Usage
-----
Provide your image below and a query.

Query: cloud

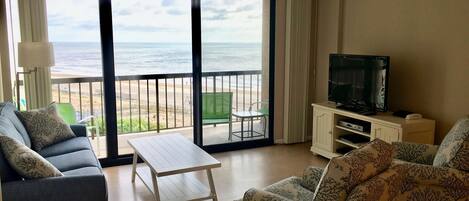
[46,0,262,43]
[75,22,99,30]
[161,0,174,7]
[48,14,68,26]
[203,13,228,21]
[116,8,132,16]
[114,24,178,33]
[167,9,186,15]
[234,3,258,12]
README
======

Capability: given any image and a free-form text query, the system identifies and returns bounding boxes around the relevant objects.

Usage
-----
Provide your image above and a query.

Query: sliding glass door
[199,0,271,147]
[37,0,275,165]
[110,0,193,156]
[46,0,108,158]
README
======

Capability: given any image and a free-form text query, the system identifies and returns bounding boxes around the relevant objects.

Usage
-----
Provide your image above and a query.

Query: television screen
[328,54,390,112]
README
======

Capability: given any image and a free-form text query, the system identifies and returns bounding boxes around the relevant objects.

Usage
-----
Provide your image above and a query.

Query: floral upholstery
[392,142,439,165]
[263,177,315,200]
[348,161,469,201]
[347,163,405,201]
[312,139,394,201]
[243,188,291,201]
[242,171,323,201]
[301,166,323,191]
[433,116,469,171]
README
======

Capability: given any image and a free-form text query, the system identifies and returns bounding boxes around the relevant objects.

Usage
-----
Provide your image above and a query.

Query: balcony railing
[48,70,263,135]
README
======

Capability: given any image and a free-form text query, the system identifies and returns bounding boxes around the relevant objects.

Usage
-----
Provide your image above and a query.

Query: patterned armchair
[355,116,469,201]
[242,139,395,201]
[242,117,469,201]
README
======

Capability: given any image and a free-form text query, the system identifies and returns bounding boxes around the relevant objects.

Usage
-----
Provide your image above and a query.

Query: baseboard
[274,138,284,144]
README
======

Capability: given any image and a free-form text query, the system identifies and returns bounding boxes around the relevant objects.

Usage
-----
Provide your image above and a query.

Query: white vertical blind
[283,0,313,143]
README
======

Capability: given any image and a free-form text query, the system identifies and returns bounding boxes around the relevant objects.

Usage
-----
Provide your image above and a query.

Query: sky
[46,0,263,43]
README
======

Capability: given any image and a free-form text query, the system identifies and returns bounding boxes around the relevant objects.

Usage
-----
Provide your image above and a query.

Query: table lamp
[16,42,55,110]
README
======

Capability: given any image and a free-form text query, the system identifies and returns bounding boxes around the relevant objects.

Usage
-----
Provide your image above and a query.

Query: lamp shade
[18,42,55,68]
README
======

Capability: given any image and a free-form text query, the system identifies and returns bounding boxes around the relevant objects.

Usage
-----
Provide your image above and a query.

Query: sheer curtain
[17,0,52,109]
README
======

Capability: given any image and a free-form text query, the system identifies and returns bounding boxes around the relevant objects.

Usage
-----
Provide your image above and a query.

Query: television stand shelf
[311,102,435,159]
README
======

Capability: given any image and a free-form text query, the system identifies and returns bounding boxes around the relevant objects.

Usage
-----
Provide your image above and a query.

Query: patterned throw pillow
[16,104,76,151]
[312,139,394,201]
[0,135,63,179]
[433,116,469,171]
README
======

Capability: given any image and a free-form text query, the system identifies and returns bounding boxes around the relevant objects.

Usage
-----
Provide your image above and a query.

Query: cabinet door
[312,108,333,152]
[372,124,400,143]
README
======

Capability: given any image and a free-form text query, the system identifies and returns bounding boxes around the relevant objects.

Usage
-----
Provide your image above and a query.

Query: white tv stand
[311,102,435,159]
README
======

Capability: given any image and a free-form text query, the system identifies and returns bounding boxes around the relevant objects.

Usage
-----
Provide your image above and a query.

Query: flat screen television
[328,54,390,114]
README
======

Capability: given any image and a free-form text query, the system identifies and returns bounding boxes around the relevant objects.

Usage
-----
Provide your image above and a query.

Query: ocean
[52,42,262,77]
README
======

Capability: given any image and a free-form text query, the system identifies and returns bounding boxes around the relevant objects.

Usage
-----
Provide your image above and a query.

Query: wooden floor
[103,142,328,201]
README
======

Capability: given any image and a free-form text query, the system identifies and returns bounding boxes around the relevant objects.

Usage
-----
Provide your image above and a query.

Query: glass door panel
[46,0,107,158]
[201,0,270,146]
[111,0,193,155]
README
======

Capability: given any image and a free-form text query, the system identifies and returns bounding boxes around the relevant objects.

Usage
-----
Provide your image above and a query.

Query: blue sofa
[0,102,107,201]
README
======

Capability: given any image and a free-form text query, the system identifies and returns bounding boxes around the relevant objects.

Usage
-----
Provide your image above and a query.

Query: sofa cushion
[312,139,394,201]
[264,176,314,201]
[45,150,99,172]
[38,137,92,157]
[0,102,31,147]
[16,104,76,151]
[0,135,63,179]
[433,116,469,171]
[0,116,27,146]
[63,167,102,176]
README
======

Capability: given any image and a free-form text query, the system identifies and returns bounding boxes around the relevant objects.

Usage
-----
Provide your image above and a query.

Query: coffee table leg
[206,169,218,201]
[131,152,138,182]
[151,171,161,201]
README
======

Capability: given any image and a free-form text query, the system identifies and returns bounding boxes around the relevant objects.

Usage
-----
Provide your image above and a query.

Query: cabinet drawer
[371,124,400,143]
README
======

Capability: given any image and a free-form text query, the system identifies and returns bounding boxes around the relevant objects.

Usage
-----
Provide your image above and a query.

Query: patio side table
[232,111,265,141]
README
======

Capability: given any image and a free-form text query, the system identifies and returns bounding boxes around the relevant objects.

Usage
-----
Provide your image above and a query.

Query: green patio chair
[249,100,269,137]
[55,102,101,155]
[202,92,233,140]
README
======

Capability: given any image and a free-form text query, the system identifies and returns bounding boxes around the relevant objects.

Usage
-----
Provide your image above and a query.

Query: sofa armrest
[301,166,323,192]
[70,124,88,137]
[392,142,439,165]
[243,188,291,201]
[2,174,107,201]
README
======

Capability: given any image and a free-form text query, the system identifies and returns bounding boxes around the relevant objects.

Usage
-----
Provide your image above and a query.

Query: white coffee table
[128,134,221,201]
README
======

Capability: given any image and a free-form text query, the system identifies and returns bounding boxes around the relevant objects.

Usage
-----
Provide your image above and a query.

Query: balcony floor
[89,120,267,158]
